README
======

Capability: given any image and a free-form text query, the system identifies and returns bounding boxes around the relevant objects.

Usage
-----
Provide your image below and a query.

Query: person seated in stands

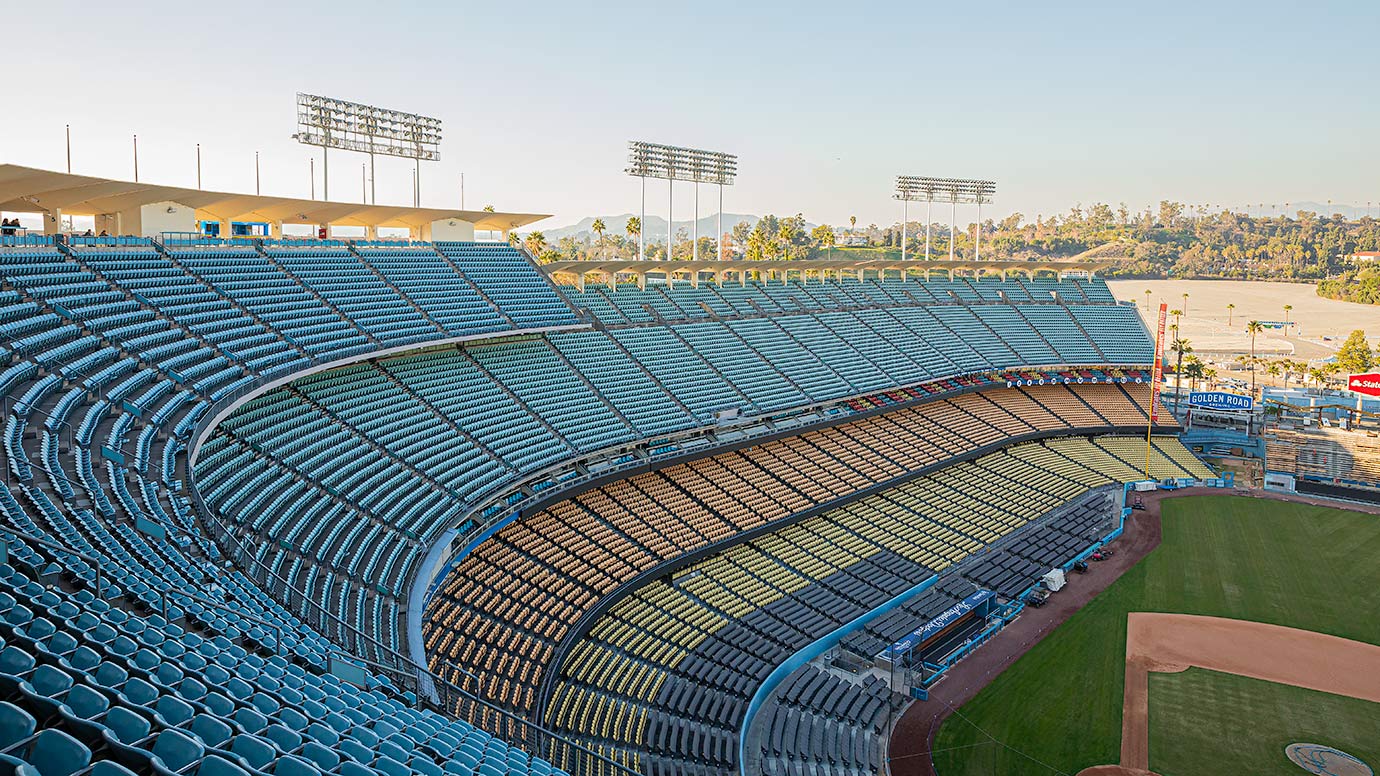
[82,229,94,237]
[98,230,109,237]
[0,218,13,236]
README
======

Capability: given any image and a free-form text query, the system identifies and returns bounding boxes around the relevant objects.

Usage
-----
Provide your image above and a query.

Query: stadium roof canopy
[541,258,1110,289]
[0,164,547,234]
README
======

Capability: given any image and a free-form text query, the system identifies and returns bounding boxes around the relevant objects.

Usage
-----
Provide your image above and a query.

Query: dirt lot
[1106,279,1380,360]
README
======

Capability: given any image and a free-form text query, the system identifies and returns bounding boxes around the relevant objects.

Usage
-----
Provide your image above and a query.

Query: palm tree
[1283,304,1293,327]
[1169,309,1183,332]
[1183,356,1206,392]
[524,231,546,258]
[850,215,857,234]
[1171,335,1192,404]
[625,217,641,259]
[591,218,606,258]
[777,222,798,261]
[1226,303,1235,327]
[1308,367,1327,389]
[1246,320,1265,397]
[1144,289,1151,313]
[1264,360,1281,388]
[1181,292,1189,318]
[506,231,520,248]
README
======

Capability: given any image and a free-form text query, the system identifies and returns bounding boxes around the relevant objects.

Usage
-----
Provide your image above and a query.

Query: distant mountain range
[539,213,761,242]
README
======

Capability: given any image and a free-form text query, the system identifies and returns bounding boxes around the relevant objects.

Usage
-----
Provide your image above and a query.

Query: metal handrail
[0,523,103,597]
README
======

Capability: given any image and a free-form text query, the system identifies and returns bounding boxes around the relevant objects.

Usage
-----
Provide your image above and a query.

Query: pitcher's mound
[1285,743,1373,775]
[1075,767,1161,776]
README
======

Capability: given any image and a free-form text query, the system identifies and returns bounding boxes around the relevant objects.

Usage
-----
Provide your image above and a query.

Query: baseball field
[929,495,1380,776]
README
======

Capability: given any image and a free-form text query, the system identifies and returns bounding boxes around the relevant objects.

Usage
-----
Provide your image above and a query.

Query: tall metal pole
[370,153,376,205]
[717,183,724,261]
[949,195,957,260]
[667,178,673,260]
[310,158,315,200]
[460,172,465,209]
[693,181,699,261]
[362,164,367,202]
[255,152,260,195]
[415,158,420,207]
[925,195,933,260]
[65,125,71,173]
[323,143,329,202]
[974,198,982,260]
[133,135,139,183]
[639,176,646,261]
[901,197,908,262]
[196,144,202,190]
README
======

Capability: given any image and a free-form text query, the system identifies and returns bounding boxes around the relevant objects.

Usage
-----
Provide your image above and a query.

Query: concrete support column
[45,208,64,235]
[365,225,380,241]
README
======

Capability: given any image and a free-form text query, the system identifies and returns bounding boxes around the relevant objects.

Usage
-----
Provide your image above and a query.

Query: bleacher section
[0,231,1194,776]
[556,275,1115,326]
[0,238,584,776]
[199,306,1152,665]
[541,437,1209,776]
[422,383,1181,744]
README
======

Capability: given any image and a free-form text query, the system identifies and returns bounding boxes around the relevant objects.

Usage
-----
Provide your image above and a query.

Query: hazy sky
[3,0,1378,230]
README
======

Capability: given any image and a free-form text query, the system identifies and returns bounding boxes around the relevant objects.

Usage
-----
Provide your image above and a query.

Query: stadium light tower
[627,141,737,261]
[895,176,996,260]
[292,93,442,205]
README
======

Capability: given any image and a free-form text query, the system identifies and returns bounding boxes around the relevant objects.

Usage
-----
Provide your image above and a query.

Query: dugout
[875,590,997,673]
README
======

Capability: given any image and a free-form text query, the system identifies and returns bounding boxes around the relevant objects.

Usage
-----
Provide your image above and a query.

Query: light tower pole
[949,195,957,261]
[895,176,996,264]
[901,197,908,262]
[717,183,724,260]
[626,141,736,264]
[925,194,933,260]
[693,181,699,261]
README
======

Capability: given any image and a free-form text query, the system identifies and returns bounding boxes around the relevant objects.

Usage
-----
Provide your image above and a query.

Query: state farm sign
[1349,373,1380,397]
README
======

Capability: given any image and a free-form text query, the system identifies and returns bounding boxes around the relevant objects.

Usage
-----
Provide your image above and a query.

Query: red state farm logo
[1348,373,1380,397]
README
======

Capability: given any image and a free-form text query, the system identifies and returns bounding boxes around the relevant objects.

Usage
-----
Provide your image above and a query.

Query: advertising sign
[1150,304,1167,423]
[1348,373,1380,398]
[1187,391,1254,411]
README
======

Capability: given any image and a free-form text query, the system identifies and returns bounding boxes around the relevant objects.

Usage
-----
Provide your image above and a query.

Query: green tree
[1170,336,1193,396]
[811,224,836,258]
[524,231,546,258]
[591,218,606,258]
[482,205,495,213]
[1246,321,1265,396]
[1226,303,1235,327]
[778,220,800,260]
[625,217,640,258]
[1183,354,1206,391]
[1336,330,1373,374]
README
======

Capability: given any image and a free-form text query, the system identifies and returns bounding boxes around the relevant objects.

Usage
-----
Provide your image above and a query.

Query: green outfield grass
[929,495,1380,776]
[1149,668,1380,775]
